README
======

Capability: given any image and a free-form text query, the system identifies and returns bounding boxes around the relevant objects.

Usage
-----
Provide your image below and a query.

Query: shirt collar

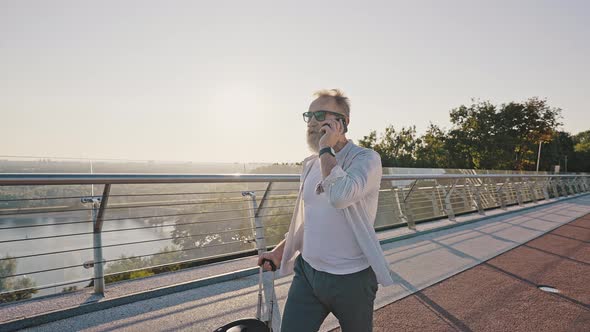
[335,139,354,161]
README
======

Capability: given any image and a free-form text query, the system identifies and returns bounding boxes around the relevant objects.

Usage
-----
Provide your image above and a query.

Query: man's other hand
[258,250,282,272]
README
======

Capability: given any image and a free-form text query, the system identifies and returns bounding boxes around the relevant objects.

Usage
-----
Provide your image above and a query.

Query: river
[0,211,174,297]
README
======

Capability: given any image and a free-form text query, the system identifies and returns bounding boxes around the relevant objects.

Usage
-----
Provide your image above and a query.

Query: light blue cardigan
[279,139,395,286]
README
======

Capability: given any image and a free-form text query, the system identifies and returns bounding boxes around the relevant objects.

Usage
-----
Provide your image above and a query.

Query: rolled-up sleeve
[323,150,382,209]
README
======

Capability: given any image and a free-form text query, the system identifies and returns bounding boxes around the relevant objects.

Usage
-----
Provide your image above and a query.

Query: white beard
[306,129,323,153]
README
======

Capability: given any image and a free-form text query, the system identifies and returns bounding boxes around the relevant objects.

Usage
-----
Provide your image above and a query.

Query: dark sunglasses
[302,110,345,123]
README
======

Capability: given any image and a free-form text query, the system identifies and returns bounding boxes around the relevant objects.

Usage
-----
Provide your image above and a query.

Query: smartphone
[340,118,348,133]
[321,119,348,134]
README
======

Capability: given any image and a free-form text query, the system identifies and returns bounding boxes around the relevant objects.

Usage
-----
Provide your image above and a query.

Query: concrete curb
[0,267,258,332]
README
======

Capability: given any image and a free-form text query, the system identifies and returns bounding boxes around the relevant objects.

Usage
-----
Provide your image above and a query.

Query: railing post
[482,177,495,208]
[402,180,417,230]
[561,178,570,197]
[431,182,441,217]
[440,180,457,221]
[565,178,573,195]
[255,182,274,222]
[82,184,110,296]
[471,180,484,215]
[460,179,470,210]
[515,179,524,207]
[496,179,507,210]
[242,191,266,255]
[242,182,273,244]
[551,178,560,198]
[391,188,405,224]
[542,178,550,200]
[527,179,538,204]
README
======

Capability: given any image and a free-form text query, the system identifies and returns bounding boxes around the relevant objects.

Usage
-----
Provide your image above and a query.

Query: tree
[358,126,419,167]
[498,98,561,170]
[0,256,38,303]
[415,124,451,168]
[446,100,499,169]
[170,197,252,260]
[571,130,590,172]
[170,188,292,259]
[361,97,566,171]
[574,130,590,153]
[539,131,574,172]
[62,286,78,293]
[104,246,184,283]
[445,98,561,170]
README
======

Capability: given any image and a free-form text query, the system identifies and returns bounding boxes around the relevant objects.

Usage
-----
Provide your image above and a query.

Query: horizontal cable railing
[0,173,588,304]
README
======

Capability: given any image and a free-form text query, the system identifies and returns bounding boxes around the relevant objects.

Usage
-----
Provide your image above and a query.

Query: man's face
[306,97,347,153]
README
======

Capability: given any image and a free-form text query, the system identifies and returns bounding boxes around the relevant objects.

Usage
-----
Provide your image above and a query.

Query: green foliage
[167,180,293,261]
[415,124,450,168]
[574,130,590,153]
[104,246,183,283]
[360,97,588,172]
[170,200,246,260]
[446,98,561,170]
[0,256,38,303]
[446,100,499,169]
[571,130,590,172]
[539,131,574,172]
[359,126,420,167]
[61,286,78,293]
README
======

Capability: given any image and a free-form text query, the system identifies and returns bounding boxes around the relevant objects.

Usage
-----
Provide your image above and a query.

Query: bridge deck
[338,211,590,331]
[4,194,590,331]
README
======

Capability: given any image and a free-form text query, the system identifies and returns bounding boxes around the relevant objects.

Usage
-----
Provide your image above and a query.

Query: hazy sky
[1,1,588,163]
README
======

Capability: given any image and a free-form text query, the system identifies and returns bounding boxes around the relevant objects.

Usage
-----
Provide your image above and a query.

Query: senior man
[258,89,394,332]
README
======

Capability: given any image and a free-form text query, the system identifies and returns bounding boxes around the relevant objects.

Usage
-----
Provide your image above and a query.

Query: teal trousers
[281,254,378,332]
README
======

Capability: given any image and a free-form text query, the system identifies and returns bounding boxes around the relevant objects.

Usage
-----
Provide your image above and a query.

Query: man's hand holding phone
[319,118,345,149]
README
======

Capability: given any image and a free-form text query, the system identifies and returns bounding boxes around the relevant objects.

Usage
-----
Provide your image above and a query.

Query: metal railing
[0,173,588,303]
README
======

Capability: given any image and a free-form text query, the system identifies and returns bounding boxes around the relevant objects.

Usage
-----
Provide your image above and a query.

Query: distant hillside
[0,159,279,174]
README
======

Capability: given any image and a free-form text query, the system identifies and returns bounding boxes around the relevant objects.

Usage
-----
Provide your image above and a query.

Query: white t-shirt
[301,160,369,274]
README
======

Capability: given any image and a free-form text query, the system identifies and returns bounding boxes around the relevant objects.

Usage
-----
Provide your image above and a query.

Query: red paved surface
[333,214,590,332]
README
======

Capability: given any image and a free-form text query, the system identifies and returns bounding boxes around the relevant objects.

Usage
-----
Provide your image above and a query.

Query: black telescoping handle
[261,258,277,272]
